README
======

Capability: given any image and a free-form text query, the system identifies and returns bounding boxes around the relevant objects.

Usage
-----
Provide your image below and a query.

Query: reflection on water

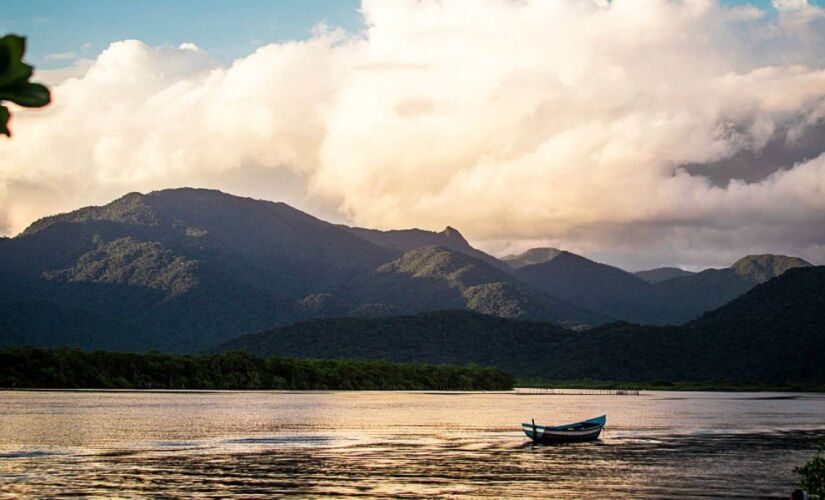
[1,390,823,497]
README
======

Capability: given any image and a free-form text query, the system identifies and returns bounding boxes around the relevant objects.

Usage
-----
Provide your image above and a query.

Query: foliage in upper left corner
[0,34,51,137]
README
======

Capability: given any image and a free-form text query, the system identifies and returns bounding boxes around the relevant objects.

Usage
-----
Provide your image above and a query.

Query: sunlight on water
[1,390,823,497]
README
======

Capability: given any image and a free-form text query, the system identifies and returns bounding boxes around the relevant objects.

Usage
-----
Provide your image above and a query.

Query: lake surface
[1,390,823,498]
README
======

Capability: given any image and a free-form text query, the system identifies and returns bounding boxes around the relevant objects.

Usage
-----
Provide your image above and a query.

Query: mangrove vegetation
[0,347,514,391]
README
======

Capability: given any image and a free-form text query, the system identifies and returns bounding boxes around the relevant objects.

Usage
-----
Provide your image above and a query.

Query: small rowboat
[522,415,606,443]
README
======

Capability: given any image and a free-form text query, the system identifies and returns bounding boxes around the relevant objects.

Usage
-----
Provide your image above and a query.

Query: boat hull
[522,415,606,444]
[522,426,602,443]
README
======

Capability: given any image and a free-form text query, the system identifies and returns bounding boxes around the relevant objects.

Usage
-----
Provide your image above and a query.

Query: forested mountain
[541,266,825,382]
[218,310,573,376]
[350,246,604,326]
[0,188,594,351]
[515,251,811,324]
[649,254,812,324]
[220,267,825,384]
[1,189,397,351]
[515,251,658,323]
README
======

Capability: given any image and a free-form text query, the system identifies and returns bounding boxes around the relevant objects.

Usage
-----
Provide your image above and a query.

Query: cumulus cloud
[3,0,825,269]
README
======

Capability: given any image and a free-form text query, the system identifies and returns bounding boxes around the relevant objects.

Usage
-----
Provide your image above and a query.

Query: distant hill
[650,254,812,324]
[730,254,812,282]
[634,267,694,283]
[515,251,659,323]
[351,246,604,326]
[542,266,825,383]
[501,248,562,269]
[220,267,825,384]
[0,188,597,352]
[217,310,574,377]
[514,250,811,324]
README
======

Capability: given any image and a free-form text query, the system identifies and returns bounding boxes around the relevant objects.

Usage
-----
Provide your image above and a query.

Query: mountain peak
[346,224,509,271]
[22,190,159,235]
[502,247,563,269]
[19,188,319,238]
[439,226,468,243]
[731,254,812,283]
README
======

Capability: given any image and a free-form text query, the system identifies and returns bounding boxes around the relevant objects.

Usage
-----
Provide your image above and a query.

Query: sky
[2,0,825,270]
[5,0,819,68]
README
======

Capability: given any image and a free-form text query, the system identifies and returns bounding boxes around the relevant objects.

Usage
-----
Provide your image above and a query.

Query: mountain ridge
[514,249,811,324]
[218,266,825,384]
[346,225,509,271]
[0,188,600,351]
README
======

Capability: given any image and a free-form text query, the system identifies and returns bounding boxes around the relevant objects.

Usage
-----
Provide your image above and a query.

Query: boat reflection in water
[523,415,606,443]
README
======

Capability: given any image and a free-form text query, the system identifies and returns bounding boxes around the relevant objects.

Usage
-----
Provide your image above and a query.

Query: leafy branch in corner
[0,34,51,137]
[795,443,825,497]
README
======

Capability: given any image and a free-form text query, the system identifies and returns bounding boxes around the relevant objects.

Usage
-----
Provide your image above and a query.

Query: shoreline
[516,380,825,393]
[2,386,824,395]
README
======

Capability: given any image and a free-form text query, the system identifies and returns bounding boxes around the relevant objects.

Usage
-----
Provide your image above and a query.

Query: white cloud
[728,5,765,21]
[3,0,825,269]
[772,0,825,23]
[177,42,201,52]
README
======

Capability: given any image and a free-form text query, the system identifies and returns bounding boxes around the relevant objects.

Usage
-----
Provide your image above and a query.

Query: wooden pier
[515,387,640,396]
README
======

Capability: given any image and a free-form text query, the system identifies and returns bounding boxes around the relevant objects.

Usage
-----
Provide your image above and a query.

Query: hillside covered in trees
[220,267,825,385]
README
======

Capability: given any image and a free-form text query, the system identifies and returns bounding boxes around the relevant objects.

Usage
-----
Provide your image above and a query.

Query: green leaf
[0,82,50,107]
[0,105,10,137]
[0,35,33,88]
[0,34,50,137]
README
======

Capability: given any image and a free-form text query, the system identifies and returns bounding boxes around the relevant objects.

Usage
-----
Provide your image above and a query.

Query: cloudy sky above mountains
[2,0,825,270]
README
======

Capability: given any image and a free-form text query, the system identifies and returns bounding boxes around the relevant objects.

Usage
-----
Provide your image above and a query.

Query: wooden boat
[522,415,606,443]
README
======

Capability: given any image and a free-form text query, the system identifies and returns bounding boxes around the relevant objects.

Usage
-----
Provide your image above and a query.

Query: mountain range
[0,188,813,353]
[219,266,825,384]
[510,249,810,324]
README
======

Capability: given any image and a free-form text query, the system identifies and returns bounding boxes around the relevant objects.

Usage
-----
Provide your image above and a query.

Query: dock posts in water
[515,388,640,396]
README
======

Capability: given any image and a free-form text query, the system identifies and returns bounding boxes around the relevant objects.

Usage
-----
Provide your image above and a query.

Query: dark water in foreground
[1,390,824,498]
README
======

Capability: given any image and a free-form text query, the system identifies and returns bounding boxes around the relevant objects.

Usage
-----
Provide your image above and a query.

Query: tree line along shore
[4,347,823,393]
[0,347,514,391]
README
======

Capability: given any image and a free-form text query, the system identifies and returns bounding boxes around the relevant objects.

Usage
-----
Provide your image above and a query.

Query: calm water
[1,390,824,498]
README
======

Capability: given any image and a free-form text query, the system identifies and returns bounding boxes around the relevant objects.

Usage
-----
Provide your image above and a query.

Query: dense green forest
[220,267,825,385]
[0,348,513,391]
[218,310,573,378]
